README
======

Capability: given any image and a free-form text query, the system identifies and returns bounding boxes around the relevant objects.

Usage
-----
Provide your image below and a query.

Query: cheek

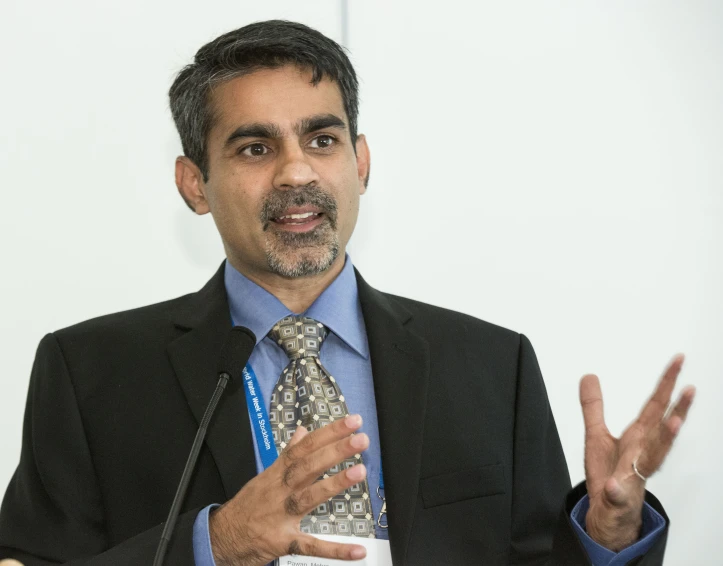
[207,179,261,236]
[342,168,362,205]
[337,181,361,233]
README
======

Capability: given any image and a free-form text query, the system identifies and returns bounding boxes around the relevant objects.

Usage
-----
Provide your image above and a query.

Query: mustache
[260,185,338,229]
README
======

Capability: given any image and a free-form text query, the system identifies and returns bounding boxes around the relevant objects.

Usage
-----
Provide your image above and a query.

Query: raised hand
[579,354,695,551]
[209,414,369,565]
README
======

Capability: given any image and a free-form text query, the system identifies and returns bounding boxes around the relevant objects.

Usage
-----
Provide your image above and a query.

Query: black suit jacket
[0,264,668,565]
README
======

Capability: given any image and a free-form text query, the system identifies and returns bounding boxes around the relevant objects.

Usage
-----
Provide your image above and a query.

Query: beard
[260,185,340,278]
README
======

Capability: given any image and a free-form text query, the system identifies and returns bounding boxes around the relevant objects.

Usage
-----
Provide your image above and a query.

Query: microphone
[153,326,256,566]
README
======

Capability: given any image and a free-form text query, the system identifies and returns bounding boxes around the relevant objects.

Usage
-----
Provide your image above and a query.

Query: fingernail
[347,464,366,481]
[350,433,368,449]
[350,546,366,560]
[345,414,362,428]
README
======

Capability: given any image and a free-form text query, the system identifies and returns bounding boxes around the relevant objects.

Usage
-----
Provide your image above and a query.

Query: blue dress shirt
[192,256,664,565]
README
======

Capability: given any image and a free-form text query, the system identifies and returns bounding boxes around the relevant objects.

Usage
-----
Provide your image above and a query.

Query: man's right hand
[209,414,370,566]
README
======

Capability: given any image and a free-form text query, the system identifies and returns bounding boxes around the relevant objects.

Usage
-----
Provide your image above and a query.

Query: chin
[265,240,340,278]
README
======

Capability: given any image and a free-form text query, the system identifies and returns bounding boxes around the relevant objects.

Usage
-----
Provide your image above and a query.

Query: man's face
[179,65,368,279]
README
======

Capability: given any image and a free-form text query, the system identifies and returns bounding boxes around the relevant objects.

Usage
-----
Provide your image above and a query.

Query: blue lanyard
[241,363,279,470]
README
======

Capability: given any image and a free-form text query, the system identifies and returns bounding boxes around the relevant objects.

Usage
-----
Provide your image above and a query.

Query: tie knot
[268,315,328,360]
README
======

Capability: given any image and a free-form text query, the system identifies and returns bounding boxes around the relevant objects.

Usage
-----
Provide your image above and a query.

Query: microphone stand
[152,371,231,566]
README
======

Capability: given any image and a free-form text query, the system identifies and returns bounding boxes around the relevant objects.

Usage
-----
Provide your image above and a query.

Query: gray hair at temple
[168,20,360,182]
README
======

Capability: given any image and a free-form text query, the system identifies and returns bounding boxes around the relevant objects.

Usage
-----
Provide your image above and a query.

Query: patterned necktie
[268,315,376,538]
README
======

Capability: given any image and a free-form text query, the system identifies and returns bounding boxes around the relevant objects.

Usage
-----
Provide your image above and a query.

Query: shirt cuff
[570,494,666,566]
[193,504,221,566]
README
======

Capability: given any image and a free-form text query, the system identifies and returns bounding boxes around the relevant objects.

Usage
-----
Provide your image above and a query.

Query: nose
[272,144,320,190]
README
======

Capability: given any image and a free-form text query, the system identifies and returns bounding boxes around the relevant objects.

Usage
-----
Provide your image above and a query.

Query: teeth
[278,212,319,220]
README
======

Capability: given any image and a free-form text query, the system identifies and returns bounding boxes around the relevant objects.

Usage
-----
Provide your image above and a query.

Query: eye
[309,135,336,149]
[240,143,270,157]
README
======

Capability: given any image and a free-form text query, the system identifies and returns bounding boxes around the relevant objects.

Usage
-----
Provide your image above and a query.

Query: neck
[226,254,346,313]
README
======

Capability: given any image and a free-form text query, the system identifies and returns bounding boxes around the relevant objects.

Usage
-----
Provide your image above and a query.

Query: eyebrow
[223,113,347,149]
[224,123,283,148]
[295,113,347,136]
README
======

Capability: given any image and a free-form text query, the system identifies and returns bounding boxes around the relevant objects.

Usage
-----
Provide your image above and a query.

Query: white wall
[2,1,720,563]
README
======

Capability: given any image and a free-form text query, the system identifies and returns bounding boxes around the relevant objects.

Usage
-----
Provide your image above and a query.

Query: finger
[665,385,696,430]
[580,374,607,433]
[288,425,308,447]
[639,354,685,427]
[287,463,368,517]
[281,414,363,465]
[636,385,695,478]
[282,432,369,490]
[288,533,366,561]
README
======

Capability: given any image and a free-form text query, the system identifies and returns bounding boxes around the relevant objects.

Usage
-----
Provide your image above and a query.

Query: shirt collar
[224,255,369,359]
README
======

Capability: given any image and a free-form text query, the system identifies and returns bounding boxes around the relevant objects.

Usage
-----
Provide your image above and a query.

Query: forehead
[208,65,347,138]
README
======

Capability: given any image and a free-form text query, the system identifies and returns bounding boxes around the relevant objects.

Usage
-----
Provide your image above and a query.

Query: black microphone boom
[153,325,256,566]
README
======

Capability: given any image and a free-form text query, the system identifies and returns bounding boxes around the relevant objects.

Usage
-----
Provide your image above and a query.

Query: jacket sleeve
[0,333,196,565]
[510,334,669,566]
[509,333,576,563]
[550,482,669,566]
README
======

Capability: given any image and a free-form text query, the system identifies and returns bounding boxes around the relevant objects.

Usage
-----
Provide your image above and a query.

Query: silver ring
[632,458,648,481]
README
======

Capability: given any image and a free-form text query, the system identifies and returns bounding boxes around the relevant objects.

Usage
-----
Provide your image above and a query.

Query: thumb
[603,477,628,507]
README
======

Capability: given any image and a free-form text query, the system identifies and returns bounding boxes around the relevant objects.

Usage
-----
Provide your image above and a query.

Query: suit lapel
[356,270,430,566]
[167,263,257,500]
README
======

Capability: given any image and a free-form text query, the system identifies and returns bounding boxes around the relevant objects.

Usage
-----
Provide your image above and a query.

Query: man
[0,20,694,565]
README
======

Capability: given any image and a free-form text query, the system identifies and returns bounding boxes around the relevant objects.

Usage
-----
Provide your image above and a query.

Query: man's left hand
[579,354,695,552]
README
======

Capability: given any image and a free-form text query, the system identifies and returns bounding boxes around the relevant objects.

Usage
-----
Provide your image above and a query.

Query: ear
[175,156,210,214]
[355,134,370,195]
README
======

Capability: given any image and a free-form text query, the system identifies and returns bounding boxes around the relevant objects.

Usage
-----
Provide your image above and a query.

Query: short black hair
[169,20,359,182]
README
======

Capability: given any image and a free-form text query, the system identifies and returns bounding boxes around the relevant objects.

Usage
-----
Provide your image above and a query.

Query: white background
[1,1,721,563]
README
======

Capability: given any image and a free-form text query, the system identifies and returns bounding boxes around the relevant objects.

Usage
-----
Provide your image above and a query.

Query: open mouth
[272,211,323,224]
[269,208,326,232]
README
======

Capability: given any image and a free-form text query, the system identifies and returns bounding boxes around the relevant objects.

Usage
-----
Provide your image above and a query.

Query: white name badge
[276,535,392,566]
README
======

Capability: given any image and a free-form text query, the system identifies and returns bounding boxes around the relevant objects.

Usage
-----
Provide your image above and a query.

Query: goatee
[260,185,340,278]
